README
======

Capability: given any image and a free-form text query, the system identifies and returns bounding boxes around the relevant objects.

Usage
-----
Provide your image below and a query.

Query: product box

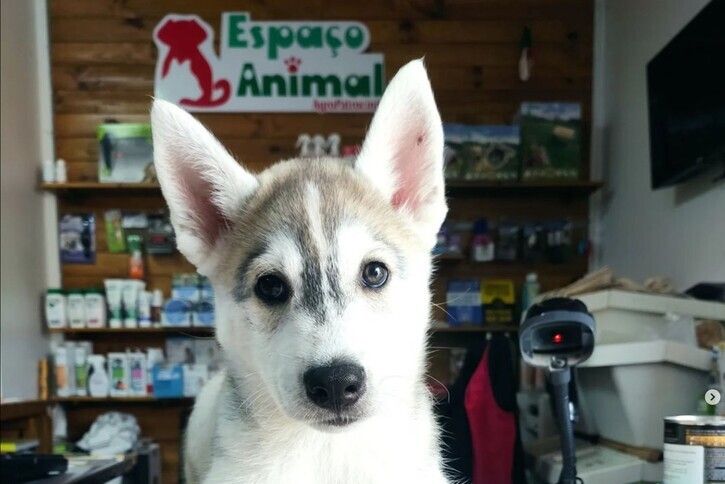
[482,279,515,325]
[444,124,520,181]
[59,214,96,264]
[519,102,582,180]
[97,123,154,183]
[446,279,483,326]
[151,364,184,398]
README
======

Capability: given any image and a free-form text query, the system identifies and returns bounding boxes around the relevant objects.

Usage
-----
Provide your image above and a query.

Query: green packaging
[519,102,582,180]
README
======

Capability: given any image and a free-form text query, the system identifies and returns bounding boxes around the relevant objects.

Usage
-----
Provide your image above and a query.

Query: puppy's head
[152,60,446,430]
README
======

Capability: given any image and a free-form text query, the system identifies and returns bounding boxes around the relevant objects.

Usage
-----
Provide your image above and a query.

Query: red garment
[464,345,516,484]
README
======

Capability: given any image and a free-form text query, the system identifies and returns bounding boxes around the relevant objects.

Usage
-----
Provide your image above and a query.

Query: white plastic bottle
[87,355,109,397]
[84,289,106,328]
[67,291,86,329]
[45,289,67,328]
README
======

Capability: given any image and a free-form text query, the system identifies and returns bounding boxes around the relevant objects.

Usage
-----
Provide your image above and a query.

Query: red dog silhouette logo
[153,15,230,108]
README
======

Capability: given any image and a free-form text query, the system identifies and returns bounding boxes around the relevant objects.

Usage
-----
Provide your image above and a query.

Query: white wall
[592,0,725,290]
[0,0,54,400]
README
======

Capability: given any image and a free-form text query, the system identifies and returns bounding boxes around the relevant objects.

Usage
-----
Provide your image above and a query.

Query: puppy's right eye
[254,274,290,305]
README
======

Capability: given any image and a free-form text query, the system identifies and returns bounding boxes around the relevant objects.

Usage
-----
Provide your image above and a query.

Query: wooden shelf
[430,323,517,333]
[51,396,193,404]
[41,182,160,190]
[48,327,213,336]
[445,179,603,197]
[40,180,603,198]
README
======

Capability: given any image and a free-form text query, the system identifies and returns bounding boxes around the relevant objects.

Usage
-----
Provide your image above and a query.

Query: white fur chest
[204,391,447,484]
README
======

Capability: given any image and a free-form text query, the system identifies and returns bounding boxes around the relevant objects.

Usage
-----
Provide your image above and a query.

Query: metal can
[664,415,725,483]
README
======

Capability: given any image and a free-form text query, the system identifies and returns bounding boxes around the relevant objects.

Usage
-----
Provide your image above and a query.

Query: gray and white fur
[151,59,450,484]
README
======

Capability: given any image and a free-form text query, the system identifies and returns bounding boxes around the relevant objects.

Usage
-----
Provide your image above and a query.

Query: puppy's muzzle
[303,363,366,412]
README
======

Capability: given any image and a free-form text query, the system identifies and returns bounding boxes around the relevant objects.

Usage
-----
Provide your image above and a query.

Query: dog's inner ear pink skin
[356,59,447,246]
[175,163,229,247]
[390,130,431,213]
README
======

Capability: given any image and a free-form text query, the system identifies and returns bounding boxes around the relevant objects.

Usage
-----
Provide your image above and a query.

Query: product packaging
[193,276,215,327]
[151,289,164,326]
[45,289,67,329]
[108,352,130,397]
[446,279,483,326]
[482,279,515,325]
[519,102,582,180]
[97,123,153,183]
[496,222,520,261]
[87,355,109,397]
[67,291,86,329]
[58,213,96,264]
[104,210,126,253]
[122,280,145,328]
[104,279,124,328]
[152,364,184,398]
[53,344,70,398]
[84,289,106,328]
[74,344,88,397]
[138,291,152,328]
[444,124,520,181]
[470,219,495,262]
[128,351,148,396]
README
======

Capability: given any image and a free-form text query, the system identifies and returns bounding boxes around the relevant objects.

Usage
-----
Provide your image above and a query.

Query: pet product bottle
[151,289,163,325]
[87,355,109,397]
[84,289,106,328]
[67,290,86,329]
[127,235,145,280]
[45,289,67,328]
[128,351,148,396]
[108,352,130,397]
[74,345,88,397]
[55,158,67,183]
[53,345,70,397]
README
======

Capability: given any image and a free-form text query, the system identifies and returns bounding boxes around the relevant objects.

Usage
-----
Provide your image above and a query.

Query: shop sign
[153,12,384,113]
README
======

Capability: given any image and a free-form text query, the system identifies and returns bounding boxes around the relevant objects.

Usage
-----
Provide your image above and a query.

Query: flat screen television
[647,0,725,189]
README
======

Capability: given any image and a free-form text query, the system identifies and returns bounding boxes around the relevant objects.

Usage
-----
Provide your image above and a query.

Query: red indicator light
[552,333,563,344]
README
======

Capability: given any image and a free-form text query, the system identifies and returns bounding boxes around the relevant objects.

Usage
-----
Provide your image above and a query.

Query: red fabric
[464,345,516,484]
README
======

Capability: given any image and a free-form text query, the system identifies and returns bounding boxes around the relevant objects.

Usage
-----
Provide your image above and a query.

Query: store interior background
[1,0,723,481]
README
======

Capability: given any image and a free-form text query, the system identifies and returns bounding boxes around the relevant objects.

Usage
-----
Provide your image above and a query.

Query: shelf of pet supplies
[47,327,214,336]
[50,396,194,405]
[429,322,518,333]
[40,180,603,198]
[445,179,603,198]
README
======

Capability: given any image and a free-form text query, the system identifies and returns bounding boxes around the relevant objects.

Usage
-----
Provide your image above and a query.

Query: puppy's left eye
[361,261,389,288]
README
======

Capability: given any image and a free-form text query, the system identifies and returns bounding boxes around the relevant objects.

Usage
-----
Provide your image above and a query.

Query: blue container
[152,364,184,398]
[446,279,483,326]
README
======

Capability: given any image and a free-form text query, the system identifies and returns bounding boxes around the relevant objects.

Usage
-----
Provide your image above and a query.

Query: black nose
[303,363,366,411]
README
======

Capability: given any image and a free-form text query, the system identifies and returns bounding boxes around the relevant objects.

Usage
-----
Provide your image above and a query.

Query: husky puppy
[151,60,450,484]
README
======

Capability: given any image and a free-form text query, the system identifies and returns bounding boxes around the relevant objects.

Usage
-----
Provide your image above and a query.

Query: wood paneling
[49,1,593,481]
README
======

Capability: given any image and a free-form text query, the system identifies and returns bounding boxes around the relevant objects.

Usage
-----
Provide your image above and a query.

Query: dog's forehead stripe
[231,160,412,319]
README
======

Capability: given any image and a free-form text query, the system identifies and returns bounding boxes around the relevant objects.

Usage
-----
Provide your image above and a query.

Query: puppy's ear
[356,59,447,248]
[151,100,258,273]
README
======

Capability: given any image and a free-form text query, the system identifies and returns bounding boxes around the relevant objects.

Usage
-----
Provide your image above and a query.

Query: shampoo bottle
[87,355,109,397]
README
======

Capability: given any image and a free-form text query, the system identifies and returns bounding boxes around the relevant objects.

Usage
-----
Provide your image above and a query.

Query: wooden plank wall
[49,1,593,482]
[52,0,593,294]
